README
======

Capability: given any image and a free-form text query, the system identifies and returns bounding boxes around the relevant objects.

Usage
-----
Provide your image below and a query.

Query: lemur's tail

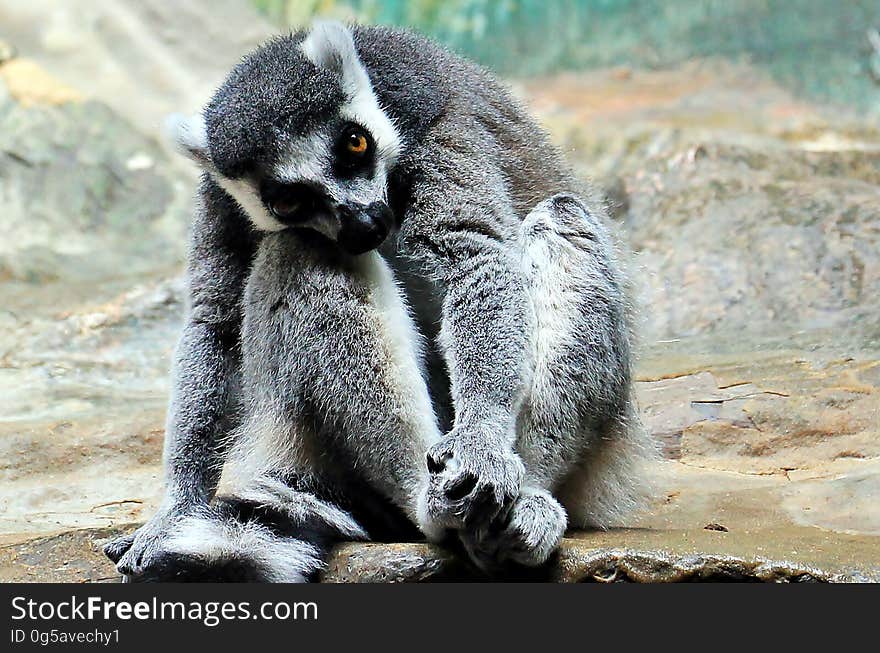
[127,478,367,582]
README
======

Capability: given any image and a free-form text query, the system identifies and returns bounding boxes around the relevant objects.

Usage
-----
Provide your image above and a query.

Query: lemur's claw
[104,512,181,577]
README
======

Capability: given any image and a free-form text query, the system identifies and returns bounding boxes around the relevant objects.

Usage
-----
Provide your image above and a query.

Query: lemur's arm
[163,179,256,506]
[403,117,531,528]
[105,178,256,572]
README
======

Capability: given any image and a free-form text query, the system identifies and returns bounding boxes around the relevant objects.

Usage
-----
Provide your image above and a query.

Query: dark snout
[337,202,394,255]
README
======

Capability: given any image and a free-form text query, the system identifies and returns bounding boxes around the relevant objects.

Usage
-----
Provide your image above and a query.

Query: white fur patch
[164,112,286,232]
[301,20,402,166]
[222,412,307,488]
[361,253,439,446]
[231,477,368,541]
[518,196,658,527]
[358,252,442,530]
[339,84,401,167]
[273,130,332,187]
[520,204,582,408]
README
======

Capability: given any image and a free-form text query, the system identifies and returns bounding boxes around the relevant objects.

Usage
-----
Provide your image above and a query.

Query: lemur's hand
[103,506,184,577]
[421,424,524,530]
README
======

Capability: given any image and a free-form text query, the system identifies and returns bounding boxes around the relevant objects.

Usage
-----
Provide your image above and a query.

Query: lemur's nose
[337,202,393,255]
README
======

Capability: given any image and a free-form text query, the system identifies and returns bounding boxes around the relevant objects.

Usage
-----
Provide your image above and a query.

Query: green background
[254,0,880,113]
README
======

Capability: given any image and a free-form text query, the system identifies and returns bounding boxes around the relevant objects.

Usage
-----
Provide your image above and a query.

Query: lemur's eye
[261,182,319,222]
[268,196,299,219]
[342,126,370,156]
[346,131,368,155]
[334,125,375,176]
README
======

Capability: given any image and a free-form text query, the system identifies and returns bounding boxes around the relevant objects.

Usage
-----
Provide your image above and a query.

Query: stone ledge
[2,528,868,583]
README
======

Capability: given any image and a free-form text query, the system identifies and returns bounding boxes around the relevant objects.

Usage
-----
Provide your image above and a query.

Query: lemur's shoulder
[351,25,515,142]
[351,26,558,182]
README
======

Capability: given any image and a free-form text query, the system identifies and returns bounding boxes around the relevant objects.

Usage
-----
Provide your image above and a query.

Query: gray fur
[104,21,653,580]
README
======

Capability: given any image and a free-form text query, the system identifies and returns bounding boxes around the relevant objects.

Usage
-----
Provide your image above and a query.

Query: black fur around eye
[260,180,326,223]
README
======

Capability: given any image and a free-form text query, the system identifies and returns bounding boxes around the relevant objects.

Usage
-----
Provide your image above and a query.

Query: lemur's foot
[421,426,524,530]
[459,488,567,571]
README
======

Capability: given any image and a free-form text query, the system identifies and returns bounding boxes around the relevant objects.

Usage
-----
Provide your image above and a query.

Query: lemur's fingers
[458,527,501,574]
[423,434,524,530]
[457,489,566,571]
[497,490,567,567]
[440,473,517,527]
[116,551,140,575]
[103,534,135,564]
[117,541,159,576]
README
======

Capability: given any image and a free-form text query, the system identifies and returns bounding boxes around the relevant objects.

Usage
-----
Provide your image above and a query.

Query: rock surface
[0,2,877,582]
[526,63,880,341]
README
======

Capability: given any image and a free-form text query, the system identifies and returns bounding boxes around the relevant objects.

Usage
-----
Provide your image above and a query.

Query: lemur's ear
[165,113,210,167]
[301,20,370,95]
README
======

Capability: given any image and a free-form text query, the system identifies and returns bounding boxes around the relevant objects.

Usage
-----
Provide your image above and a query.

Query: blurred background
[0,1,877,581]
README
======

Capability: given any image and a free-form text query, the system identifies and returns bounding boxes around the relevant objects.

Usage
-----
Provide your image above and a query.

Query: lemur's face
[168,22,401,255]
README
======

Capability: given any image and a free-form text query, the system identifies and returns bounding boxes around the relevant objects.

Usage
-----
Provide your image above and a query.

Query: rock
[782,464,880,536]
[625,143,880,340]
[553,547,855,583]
[0,275,182,541]
[636,349,880,475]
[0,528,126,583]
[322,543,472,583]
[0,58,82,106]
[323,540,863,582]
[0,0,274,135]
[322,539,861,583]
[0,71,185,287]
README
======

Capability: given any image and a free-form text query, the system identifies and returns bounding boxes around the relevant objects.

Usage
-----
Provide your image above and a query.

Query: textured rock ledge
[1,528,869,583]
[322,541,863,583]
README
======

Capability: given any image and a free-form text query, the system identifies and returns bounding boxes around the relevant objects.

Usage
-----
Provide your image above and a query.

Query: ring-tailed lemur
[104,21,654,581]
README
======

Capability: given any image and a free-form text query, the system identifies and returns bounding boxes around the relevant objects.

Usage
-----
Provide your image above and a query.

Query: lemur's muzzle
[337,202,394,255]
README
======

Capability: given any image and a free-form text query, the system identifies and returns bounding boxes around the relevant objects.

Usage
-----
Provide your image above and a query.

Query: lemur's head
[169,21,401,255]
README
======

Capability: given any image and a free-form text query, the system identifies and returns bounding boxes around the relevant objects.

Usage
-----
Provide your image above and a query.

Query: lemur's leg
[130,231,445,581]
[461,194,651,569]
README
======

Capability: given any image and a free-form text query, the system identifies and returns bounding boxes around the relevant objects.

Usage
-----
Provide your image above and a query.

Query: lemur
[104,21,654,581]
